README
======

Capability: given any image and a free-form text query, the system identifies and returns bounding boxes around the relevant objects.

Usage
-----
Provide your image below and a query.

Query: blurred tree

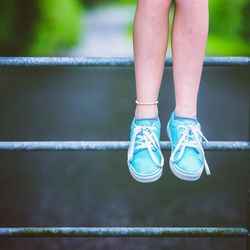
[207,0,250,55]
[0,0,37,55]
[209,0,244,37]
[0,0,83,55]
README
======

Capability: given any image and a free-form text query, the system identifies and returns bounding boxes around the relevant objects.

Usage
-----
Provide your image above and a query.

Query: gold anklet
[135,100,158,105]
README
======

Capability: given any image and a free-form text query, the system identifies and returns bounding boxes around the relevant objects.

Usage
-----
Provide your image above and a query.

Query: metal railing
[0,227,248,238]
[0,56,249,67]
[0,141,248,151]
[0,56,249,241]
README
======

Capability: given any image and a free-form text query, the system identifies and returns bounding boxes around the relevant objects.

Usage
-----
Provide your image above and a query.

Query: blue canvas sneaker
[127,117,164,183]
[166,111,211,181]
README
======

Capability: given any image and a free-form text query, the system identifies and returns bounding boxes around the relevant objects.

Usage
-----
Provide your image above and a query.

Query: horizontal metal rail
[0,227,248,238]
[0,141,249,151]
[0,57,249,67]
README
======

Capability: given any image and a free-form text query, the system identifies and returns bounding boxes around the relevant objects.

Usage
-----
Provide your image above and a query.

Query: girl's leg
[127,0,172,183]
[133,0,172,118]
[172,0,209,118]
[166,0,211,181]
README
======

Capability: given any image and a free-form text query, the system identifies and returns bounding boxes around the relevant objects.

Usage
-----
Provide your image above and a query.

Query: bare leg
[172,0,209,118]
[133,0,172,118]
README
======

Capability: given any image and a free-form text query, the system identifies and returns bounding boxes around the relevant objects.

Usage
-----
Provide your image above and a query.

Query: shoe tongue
[175,118,199,142]
[134,118,158,126]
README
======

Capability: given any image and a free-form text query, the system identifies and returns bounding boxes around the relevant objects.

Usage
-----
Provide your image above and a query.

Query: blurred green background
[0,0,249,56]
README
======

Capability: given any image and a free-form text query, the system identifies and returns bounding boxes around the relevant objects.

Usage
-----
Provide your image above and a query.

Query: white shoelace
[170,122,211,175]
[128,125,164,167]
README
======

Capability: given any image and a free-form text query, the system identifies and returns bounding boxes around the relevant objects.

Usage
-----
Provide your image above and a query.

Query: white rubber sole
[127,161,163,183]
[169,159,203,181]
[167,121,203,181]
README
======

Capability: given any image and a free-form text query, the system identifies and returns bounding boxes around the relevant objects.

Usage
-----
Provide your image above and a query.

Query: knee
[137,0,172,11]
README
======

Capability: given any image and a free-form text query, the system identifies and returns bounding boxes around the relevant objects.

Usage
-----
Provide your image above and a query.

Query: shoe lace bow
[170,122,211,175]
[128,125,164,167]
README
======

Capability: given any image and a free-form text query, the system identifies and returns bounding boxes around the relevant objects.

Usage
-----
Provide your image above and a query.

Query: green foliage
[0,0,83,55]
[209,0,243,37]
[208,0,250,55]
[206,35,250,56]
[0,0,249,56]
[28,0,83,55]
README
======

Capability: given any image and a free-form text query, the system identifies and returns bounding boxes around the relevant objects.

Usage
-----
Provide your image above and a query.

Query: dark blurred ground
[0,66,249,250]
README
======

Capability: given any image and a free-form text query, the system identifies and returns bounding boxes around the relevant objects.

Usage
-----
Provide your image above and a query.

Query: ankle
[174,107,197,119]
[135,105,158,119]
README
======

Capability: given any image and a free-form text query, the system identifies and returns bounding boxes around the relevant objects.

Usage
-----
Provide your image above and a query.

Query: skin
[133,0,209,119]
